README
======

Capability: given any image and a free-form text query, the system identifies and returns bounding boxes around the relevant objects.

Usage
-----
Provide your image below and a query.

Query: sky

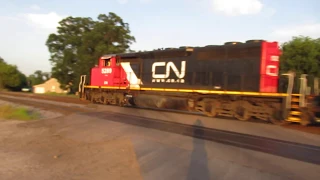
[0,0,319,76]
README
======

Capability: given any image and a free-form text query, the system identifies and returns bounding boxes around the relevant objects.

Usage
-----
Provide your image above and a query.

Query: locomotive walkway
[0,93,320,179]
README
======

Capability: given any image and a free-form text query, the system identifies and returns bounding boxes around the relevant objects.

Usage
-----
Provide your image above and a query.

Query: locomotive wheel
[234,106,250,121]
[116,95,125,107]
[268,116,285,125]
[102,96,109,105]
[206,107,217,117]
[90,94,95,103]
[119,100,124,107]
[205,101,218,117]
[234,101,250,121]
[300,108,313,126]
[268,108,286,125]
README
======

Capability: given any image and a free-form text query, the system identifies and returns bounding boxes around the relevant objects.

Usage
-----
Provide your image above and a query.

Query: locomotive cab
[100,57,111,67]
[89,55,128,87]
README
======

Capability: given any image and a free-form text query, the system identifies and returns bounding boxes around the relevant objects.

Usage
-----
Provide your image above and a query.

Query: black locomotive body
[119,41,274,93]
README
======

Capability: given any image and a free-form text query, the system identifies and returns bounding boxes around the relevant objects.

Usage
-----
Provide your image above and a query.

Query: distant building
[33,78,69,94]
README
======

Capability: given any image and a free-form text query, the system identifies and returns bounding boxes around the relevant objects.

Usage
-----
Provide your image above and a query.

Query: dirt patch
[0,98,142,179]
[0,118,143,180]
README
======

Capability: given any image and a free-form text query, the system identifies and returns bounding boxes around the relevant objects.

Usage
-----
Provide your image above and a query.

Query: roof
[33,78,60,87]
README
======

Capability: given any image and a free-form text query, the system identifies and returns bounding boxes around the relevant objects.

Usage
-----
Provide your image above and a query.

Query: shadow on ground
[187,119,210,180]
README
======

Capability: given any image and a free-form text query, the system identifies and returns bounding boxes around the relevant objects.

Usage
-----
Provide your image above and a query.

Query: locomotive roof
[101,39,278,59]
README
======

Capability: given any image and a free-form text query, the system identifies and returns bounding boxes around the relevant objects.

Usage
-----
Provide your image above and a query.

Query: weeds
[0,104,40,121]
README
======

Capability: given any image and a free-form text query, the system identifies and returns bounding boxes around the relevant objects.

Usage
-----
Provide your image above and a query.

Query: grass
[0,105,40,121]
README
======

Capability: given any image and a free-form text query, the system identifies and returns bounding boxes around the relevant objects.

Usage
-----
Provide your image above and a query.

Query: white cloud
[24,12,66,29]
[0,12,66,75]
[211,0,264,16]
[30,4,41,10]
[270,23,320,42]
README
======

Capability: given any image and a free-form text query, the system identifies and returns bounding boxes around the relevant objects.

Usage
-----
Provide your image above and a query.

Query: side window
[116,57,120,66]
[103,59,111,66]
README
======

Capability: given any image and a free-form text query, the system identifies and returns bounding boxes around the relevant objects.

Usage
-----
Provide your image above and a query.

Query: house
[33,78,68,94]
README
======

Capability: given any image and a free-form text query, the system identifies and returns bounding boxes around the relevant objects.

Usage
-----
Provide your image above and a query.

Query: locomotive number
[101,68,112,74]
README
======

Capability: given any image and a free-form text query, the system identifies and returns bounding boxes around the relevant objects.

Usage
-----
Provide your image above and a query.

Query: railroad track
[0,91,89,105]
[1,91,320,135]
[0,93,319,165]
[0,95,93,115]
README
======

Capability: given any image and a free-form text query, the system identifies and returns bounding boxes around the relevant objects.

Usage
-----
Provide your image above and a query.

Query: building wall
[33,78,68,94]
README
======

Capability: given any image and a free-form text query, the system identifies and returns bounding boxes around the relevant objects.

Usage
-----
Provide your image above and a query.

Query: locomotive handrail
[78,76,83,93]
[78,75,86,99]
[314,77,319,95]
[281,72,295,110]
[299,74,307,107]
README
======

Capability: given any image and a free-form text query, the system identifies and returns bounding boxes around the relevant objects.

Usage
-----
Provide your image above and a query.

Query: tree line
[0,57,28,91]
[1,12,320,92]
[279,36,320,77]
[0,57,51,91]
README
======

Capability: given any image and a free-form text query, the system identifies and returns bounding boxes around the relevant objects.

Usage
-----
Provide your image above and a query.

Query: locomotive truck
[78,40,320,126]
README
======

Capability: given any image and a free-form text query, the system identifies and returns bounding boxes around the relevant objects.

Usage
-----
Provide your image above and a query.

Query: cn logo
[266,65,278,77]
[152,61,186,78]
[152,61,186,83]
[266,55,279,77]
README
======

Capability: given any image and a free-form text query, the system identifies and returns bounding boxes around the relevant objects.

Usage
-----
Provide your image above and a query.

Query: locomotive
[78,40,320,126]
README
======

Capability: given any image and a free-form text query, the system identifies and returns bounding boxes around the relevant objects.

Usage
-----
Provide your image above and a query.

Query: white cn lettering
[266,55,279,76]
[152,61,186,79]
[266,65,278,76]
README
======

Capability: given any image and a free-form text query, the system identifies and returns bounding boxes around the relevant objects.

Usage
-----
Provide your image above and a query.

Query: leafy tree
[279,36,320,76]
[28,70,51,86]
[0,57,27,91]
[46,12,136,93]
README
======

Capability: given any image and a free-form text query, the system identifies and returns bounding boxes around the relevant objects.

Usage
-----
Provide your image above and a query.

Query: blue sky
[0,0,319,76]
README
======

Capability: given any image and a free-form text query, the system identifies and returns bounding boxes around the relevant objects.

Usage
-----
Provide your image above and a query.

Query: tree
[28,70,51,86]
[0,57,27,91]
[279,36,320,77]
[46,12,136,93]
